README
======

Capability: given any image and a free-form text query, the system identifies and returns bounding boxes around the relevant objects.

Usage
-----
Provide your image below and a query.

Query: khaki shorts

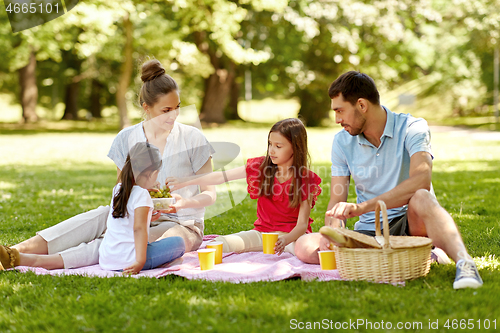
[213,230,298,256]
[38,206,203,269]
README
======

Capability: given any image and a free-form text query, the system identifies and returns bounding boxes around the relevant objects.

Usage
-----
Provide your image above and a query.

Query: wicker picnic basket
[333,201,432,283]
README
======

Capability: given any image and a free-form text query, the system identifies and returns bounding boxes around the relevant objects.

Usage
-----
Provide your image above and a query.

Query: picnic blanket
[14,235,344,283]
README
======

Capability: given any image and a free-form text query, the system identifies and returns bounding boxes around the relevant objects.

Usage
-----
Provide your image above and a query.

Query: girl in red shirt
[166,118,321,255]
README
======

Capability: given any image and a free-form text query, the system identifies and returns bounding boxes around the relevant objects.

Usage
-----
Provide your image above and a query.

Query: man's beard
[344,106,365,136]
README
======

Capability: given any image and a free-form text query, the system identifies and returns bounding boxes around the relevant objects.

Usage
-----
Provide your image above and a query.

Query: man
[295,71,483,289]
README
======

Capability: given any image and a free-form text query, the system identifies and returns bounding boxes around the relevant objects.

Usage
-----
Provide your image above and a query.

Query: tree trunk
[19,50,38,123]
[226,76,242,120]
[62,81,80,120]
[200,68,235,123]
[297,88,330,127]
[194,31,236,124]
[116,12,133,129]
[61,53,82,120]
[90,79,103,118]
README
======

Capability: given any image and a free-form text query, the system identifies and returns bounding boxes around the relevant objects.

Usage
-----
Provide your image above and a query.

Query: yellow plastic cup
[197,249,216,270]
[262,233,279,254]
[318,250,337,270]
[206,241,223,264]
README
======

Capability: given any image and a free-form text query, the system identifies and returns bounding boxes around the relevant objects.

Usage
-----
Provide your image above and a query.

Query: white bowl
[152,198,176,210]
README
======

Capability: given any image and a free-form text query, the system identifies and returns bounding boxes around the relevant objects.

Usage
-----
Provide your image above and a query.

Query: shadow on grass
[0,119,274,135]
[0,120,123,135]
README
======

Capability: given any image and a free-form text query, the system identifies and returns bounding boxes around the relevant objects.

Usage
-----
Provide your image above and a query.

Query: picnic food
[152,197,175,210]
[319,226,379,249]
[149,187,175,209]
[149,187,172,198]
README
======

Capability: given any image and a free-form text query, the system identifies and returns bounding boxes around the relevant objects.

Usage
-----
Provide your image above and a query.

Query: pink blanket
[15,235,343,283]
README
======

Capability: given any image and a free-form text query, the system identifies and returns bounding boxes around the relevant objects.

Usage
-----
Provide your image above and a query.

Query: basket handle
[374,200,390,249]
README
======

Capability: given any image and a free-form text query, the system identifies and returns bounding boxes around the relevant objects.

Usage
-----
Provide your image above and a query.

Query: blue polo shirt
[331,107,433,231]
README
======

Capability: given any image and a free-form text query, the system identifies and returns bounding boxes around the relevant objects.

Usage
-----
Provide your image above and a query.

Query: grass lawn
[1,122,500,332]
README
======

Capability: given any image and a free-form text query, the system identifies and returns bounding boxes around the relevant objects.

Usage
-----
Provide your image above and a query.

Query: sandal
[0,245,20,270]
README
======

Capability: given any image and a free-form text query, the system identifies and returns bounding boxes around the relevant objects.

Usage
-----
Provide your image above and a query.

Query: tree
[89,79,104,118]
[18,49,38,122]
[61,48,83,120]
[115,11,133,129]
[0,0,126,123]
[156,0,287,123]
[246,0,444,125]
[445,0,500,109]
[56,0,135,124]
[0,8,64,123]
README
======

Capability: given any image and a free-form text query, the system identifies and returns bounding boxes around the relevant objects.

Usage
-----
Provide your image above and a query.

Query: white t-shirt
[107,121,215,227]
[99,184,153,271]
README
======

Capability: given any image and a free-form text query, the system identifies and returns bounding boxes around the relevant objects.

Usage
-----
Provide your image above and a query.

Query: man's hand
[326,202,363,220]
[325,215,345,228]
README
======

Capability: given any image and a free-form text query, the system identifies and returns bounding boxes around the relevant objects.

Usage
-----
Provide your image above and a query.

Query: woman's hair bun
[141,59,166,82]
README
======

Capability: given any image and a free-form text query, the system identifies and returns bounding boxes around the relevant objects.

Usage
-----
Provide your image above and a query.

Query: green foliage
[1,0,500,125]
[419,0,500,115]
[244,0,447,125]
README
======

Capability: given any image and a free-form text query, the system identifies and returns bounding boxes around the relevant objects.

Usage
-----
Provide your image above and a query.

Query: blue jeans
[142,236,185,270]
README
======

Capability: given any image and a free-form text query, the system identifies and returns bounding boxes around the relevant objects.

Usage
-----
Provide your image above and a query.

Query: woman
[3,59,216,270]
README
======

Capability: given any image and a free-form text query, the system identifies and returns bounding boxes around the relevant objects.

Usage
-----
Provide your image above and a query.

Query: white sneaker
[430,247,452,265]
[453,259,483,289]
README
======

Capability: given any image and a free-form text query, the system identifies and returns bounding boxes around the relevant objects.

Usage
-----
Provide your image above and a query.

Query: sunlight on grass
[0,193,12,200]
[0,133,116,166]
[238,98,300,123]
[475,255,500,271]
[41,189,76,196]
[187,296,219,306]
[204,127,268,161]
[481,178,500,183]
[434,161,499,172]
[0,181,16,190]
[280,302,304,317]
[0,93,22,122]
[203,125,341,164]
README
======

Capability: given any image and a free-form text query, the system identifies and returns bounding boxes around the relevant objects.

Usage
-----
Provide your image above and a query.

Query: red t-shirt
[246,156,322,233]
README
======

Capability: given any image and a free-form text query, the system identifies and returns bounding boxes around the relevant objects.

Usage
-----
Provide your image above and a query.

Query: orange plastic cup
[262,233,279,254]
[318,250,336,270]
[206,241,223,264]
[197,249,216,270]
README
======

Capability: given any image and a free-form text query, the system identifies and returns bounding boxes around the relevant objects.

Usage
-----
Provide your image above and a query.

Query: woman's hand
[123,261,145,275]
[151,210,161,222]
[165,177,189,190]
[274,236,287,256]
[156,193,185,214]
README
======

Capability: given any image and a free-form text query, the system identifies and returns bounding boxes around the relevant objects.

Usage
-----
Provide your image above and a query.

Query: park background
[1,0,500,332]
